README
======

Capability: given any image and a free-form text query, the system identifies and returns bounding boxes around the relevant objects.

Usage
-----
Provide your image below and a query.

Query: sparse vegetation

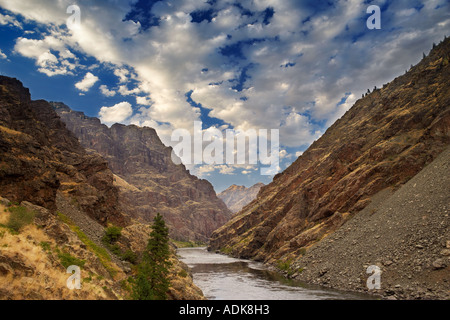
[102,226,122,244]
[101,225,137,264]
[39,241,52,253]
[171,239,205,248]
[57,249,86,269]
[178,269,188,278]
[220,246,233,255]
[5,206,35,233]
[57,212,118,278]
[276,259,297,277]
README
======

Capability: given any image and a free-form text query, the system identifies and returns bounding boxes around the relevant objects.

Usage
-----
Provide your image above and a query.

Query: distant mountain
[52,103,232,242]
[209,38,450,299]
[218,183,265,213]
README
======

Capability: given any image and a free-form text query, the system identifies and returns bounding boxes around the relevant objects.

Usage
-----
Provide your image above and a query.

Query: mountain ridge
[52,102,232,242]
[218,183,265,213]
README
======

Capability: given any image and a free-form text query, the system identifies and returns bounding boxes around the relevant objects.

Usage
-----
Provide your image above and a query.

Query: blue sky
[0,0,449,193]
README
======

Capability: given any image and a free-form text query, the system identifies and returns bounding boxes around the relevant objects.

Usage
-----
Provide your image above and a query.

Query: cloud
[136,95,152,106]
[14,33,79,76]
[99,84,116,97]
[114,68,130,83]
[75,72,99,92]
[2,0,449,154]
[0,12,22,28]
[0,49,7,59]
[98,101,133,125]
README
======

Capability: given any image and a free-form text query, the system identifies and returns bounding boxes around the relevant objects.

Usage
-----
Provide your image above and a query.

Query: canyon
[208,38,450,299]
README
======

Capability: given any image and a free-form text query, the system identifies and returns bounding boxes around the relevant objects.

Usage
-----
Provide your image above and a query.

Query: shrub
[57,250,86,269]
[40,241,52,253]
[6,206,35,232]
[121,250,138,264]
[102,226,122,244]
[178,269,188,278]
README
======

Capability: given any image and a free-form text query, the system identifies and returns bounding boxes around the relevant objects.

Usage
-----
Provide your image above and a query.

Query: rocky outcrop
[218,183,265,213]
[53,103,232,242]
[209,37,450,273]
[0,76,126,226]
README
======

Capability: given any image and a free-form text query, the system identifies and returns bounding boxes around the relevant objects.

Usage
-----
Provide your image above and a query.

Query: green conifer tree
[132,213,172,300]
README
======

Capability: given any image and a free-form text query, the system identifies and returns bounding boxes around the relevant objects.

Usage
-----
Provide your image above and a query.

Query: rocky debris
[218,183,265,213]
[53,102,232,242]
[0,198,10,207]
[291,146,450,300]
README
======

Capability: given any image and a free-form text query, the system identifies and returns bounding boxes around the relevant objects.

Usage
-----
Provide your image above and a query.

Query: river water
[178,247,374,300]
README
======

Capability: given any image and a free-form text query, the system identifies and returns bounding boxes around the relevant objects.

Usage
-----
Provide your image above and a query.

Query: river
[177,247,374,300]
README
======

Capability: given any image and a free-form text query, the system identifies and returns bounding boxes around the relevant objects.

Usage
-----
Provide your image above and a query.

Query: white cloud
[2,0,449,155]
[136,95,152,106]
[0,12,22,28]
[118,84,141,96]
[0,49,7,59]
[99,84,116,97]
[114,68,130,83]
[75,72,99,92]
[98,101,133,125]
[218,165,235,175]
[14,33,79,76]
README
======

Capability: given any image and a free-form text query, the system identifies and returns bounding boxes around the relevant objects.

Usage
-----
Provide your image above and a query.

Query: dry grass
[0,203,121,300]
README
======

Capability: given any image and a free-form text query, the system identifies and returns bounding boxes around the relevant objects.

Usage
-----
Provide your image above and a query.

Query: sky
[0,0,449,193]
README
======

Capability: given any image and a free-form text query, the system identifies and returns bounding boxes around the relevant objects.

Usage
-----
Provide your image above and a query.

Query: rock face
[209,38,450,269]
[218,183,265,213]
[52,103,232,242]
[0,76,126,226]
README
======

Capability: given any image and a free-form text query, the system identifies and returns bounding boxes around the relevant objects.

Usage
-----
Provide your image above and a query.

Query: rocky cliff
[0,76,126,227]
[218,183,265,213]
[52,103,232,242]
[209,37,450,276]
